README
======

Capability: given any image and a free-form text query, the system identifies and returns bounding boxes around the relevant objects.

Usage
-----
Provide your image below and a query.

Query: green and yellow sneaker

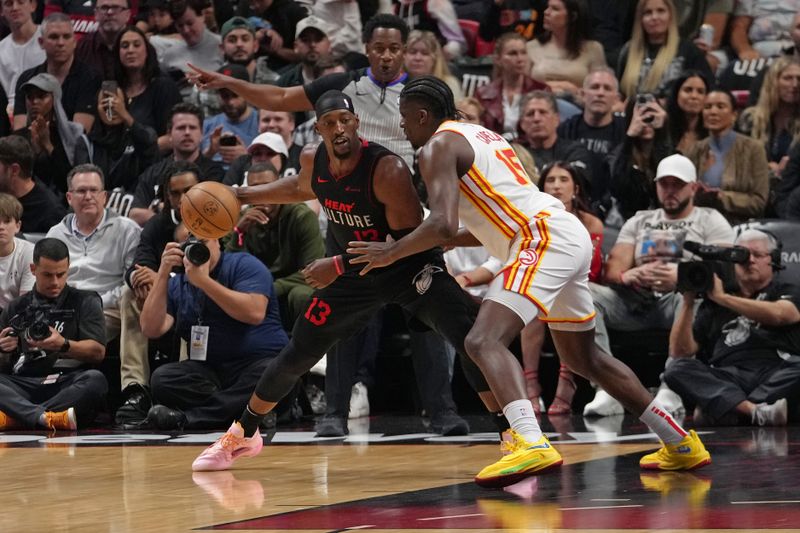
[639,429,711,471]
[475,430,563,488]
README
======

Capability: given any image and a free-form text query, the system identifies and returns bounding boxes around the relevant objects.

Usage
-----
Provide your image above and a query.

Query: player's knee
[464,329,494,363]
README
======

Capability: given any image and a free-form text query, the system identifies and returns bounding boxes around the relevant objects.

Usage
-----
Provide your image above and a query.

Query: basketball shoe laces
[500,430,526,456]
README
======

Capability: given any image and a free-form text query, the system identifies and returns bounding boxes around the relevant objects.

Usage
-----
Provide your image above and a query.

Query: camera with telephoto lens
[8,305,75,376]
[8,304,73,342]
[676,241,750,293]
[174,236,210,273]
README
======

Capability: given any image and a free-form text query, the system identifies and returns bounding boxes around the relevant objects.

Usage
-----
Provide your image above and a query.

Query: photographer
[0,238,107,431]
[665,229,800,426]
[585,154,734,417]
[139,225,288,430]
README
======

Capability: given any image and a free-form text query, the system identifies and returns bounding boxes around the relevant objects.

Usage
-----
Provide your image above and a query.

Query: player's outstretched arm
[236,144,319,206]
[348,133,465,274]
[187,63,313,112]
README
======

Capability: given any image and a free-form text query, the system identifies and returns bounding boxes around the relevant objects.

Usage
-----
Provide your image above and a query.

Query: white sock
[502,399,542,442]
[639,398,688,444]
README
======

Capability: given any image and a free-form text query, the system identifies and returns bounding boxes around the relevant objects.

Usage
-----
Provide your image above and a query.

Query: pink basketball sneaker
[192,422,263,471]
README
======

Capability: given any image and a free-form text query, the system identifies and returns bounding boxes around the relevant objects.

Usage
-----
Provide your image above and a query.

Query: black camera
[219,133,238,147]
[8,305,75,376]
[174,237,210,273]
[676,241,750,293]
[8,304,73,343]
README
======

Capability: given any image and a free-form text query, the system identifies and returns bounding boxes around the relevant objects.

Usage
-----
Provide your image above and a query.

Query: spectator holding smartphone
[201,64,259,167]
[609,93,672,221]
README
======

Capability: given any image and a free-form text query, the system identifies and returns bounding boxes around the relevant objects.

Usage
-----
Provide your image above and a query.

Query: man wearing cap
[75,0,132,79]
[223,118,292,187]
[13,13,100,134]
[202,64,259,167]
[15,72,86,198]
[583,154,735,417]
[274,15,334,133]
[277,16,333,89]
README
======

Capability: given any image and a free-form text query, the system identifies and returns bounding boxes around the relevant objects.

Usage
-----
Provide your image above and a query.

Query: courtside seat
[458,19,495,58]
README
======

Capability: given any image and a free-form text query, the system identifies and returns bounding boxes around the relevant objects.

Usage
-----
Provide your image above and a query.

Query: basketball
[180,182,240,239]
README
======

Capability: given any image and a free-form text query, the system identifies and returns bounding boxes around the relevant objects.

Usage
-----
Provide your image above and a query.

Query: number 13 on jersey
[495,148,531,186]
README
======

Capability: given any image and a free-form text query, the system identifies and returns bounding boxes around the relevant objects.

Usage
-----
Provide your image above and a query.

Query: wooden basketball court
[1,415,798,532]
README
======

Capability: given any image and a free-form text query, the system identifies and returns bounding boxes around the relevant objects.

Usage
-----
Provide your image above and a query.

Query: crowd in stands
[1,0,800,433]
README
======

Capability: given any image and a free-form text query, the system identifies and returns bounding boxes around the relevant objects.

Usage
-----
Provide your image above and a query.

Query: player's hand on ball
[302,257,339,289]
[347,235,396,275]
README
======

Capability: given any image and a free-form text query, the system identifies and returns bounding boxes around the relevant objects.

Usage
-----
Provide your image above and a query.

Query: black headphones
[736,226,784,271]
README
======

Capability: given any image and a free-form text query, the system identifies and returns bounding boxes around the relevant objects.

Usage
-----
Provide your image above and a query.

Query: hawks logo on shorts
[413,264,443,295]
[518,249,539,266]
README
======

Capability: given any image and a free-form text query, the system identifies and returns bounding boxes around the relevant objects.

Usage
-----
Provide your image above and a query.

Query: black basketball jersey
[311,140,403,257]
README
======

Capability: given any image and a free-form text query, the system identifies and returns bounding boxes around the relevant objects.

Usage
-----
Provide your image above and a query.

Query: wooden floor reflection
[0,416,798,532]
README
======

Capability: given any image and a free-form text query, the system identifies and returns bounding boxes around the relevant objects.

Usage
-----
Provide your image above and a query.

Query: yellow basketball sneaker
[475,430,563,488]
[639,430,711,471]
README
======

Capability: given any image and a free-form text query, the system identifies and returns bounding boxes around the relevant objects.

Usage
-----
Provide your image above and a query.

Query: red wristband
[234,226,244,247]
[333,255,345,275]
[461,275,473,287]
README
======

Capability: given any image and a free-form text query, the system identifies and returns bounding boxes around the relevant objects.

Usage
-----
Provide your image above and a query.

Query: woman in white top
[526,0,606,101]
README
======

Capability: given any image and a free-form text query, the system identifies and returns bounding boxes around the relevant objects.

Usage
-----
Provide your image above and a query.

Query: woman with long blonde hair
[405,30,463,100]
[738,56,800,176]
[617,0,711,99]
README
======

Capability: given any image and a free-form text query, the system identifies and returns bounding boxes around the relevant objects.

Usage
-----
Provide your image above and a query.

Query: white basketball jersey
[434,121,563,262]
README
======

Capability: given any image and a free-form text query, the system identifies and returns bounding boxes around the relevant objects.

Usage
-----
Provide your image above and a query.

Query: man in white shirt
[0,0,46,111]
[584,154,735,417]
[0,193,34,312]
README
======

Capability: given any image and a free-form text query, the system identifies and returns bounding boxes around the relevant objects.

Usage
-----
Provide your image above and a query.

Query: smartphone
[636,93,656,108]
[101,80,118,95]
[636,93,657,123]
[219,134,238,147]
[101,80,118,121]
